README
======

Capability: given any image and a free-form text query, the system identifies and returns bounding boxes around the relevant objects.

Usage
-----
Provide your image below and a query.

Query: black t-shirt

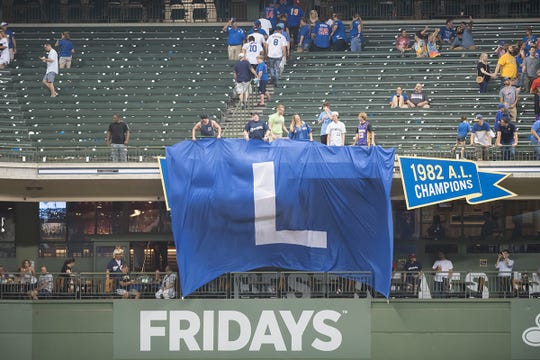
[120,273,132,289]
[244,120,269,140]
[199,121,215,137]
[477,62,489,78]
[233,60,253,83]
[498,122,517,144]
[403,261,422,272]
[409,92,427,105]
[108,121,129,144]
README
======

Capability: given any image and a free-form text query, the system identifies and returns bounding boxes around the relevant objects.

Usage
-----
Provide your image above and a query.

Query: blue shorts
[258,80,268,94]
[38,289,51,297]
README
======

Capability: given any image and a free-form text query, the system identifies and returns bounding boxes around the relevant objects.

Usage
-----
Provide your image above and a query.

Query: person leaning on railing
[0,265,15,297]
[432,251,453,298]
[534,116,540,161]
[495,249,514,296]
[155,265,176,299]
[29,266,53,300]
[60,258,76,293]
[402,253,423,295]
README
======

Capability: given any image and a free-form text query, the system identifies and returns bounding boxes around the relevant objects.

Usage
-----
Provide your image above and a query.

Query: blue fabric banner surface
[165,139,395,297]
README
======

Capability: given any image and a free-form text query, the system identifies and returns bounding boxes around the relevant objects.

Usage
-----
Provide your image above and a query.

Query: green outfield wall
[1,299,539,360]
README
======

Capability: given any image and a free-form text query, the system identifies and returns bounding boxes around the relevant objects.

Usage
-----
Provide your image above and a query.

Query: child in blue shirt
[452,115,471,159]
[255,55,269,106]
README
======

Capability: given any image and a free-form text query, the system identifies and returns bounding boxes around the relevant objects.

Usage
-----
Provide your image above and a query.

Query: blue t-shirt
[297,24,311,45]
[278,3,291,17]
[226,26,245,46]
[244,120,269,140]
[461,28,474,48]
[58,39,74,57]
[530,120,540,144]
[389,93,408,102]
[331,20,347,42]
[494,111,508,132]
[318,110,332,135]
[264,6,278,27]
[439,26,455,43]
[313,22,331,48]
[522,35,538,53]
[233,60,252,82]
[472,122,491,133]
[457,121,471,138]
[256,62,268,81]
[515,55,523,74]
[286,6,304,28]
[281,30,290,42]
[350,19,362,39]
[290,122,312,140]
[248,28,268,37]
[5,29,14,49]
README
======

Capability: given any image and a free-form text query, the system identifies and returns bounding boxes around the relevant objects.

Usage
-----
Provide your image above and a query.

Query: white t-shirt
[432,259,453,282]
[250,31,266,49]
[326,121,346,146]
[266,33,288,58]
[242,41,263,65]
[495,258,514,277]
[0,38,9,65]
[46,48,59,74]
[258,18,272,37]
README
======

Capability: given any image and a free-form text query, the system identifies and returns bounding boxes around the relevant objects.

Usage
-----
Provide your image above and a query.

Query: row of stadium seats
[2,22,539,159]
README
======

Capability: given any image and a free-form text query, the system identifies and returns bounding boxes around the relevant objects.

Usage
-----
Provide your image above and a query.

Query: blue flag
[165,139,395,297]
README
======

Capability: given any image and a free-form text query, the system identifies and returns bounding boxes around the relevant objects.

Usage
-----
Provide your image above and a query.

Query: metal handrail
[2,269,538,299]
[1,144,539,163]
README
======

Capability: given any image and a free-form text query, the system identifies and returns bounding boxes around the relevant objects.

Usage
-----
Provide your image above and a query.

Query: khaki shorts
[228,45,242,61]
[60,56,72,67]
[235,81,250,95]
[9,48,14,61]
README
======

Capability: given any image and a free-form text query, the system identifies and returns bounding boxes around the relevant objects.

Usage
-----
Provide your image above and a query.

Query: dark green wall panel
[371,300,509,332]
[32,301,113,333]
[32,333,112,360]
[0,300,525,360]
[372,333,510,360]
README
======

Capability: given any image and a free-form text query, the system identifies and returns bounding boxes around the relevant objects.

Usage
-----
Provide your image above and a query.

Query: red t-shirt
[396,36,409,49]
[531,77,540,94]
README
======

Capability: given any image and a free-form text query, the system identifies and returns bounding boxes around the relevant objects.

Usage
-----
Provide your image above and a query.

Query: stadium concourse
[0,20,538,161]
[1,17,540,360]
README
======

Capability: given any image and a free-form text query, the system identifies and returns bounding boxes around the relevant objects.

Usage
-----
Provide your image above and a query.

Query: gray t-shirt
[38,273,54,293]
[499,86,518,105]
[409,91,428,105]
[523,56,540,78]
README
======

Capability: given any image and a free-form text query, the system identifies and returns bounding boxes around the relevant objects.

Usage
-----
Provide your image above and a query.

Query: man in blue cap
[495,117,518,160]
[222,18,245,61]
[471,114,492,161]
[494,103,508,132]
